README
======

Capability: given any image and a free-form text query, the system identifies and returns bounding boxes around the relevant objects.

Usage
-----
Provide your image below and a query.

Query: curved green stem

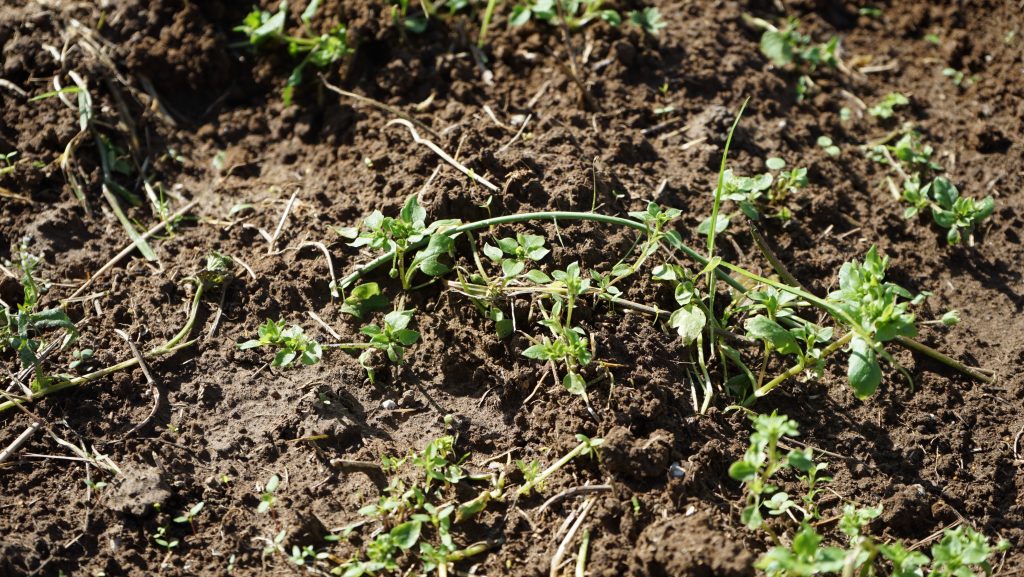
[0,283,205,413]
[750,331,855,401]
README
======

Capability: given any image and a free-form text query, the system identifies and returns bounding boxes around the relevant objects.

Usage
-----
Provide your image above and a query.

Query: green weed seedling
[341,282,389,320]
[174,501,205,533]
[357,308,421,371]
[517,434,603,496]
[238,319,324,368]
[628,7,666,35]
[510,0,621,28]
[698,159,808,235]
[236,1,352,105]
[871,129,994,244]
[258,474,281,514]
[0,246,77,375]
[868,92,909,119]
[749,16,838,100]
[729,412,828,532]
[336,195,460,290]
[338,436,496,577]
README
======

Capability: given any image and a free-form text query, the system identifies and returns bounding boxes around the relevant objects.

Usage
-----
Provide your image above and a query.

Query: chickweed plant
[733,413,1010,577]
[239,307,420,382]
[0,244,77,375]
[338,436,495,577]
[332,104,991,412]
[748,16,839,100]
[697,158,808,234]
[236,1,352,105]
[870,129,994,244]
[509,0,665,35]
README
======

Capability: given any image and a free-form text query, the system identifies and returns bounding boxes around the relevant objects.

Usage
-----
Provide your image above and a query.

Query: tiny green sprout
[258,474,280,514]
[483,233,549,278]
[817,135,840,157]
[174,501,205,532]
[84,478,108,492]
[359,308,420,365]
[0,150,17,175]
[755,17,838,100]
[628,7,666,35]
[238,319,323,368]
[940,310,960,326]
[868,92,909,119]
[858,6,882,17]
[153,526,179,551]
[341,282,389,320]
[68,348,94,371]
[942,67,976,87]
[924,32,941,45]
[509,0,622,30]
[235,1,352,105]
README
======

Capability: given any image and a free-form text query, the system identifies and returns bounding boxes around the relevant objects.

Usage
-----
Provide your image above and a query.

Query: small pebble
[669,462,686,478]
[381,400,397,410]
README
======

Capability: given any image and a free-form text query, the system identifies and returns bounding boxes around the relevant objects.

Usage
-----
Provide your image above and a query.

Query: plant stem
[0,282,205,412]
[477,0,498,49]
[751,331,855,399]
[516,438,603,496]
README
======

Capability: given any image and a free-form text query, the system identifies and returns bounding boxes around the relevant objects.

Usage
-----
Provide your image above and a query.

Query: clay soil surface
[1,0,1023,576]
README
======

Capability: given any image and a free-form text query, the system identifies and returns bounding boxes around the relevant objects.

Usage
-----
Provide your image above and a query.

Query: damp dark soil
[1,1,1022,576]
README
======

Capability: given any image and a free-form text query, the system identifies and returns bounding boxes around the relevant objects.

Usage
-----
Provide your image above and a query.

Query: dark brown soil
[1,0,1022,576]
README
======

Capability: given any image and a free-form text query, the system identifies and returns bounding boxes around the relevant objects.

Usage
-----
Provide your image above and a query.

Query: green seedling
[258,474,281,514]
[236,1,352,105]
[627,7,666,35]
[1,247,77,374]
[871,130,994,244]
[698,159,808,234]
[750,16,839,100]
[358,308,420,365]
[729,412,827,532]
[238,319,323,367]
[522,264,594,398]
[153,525,179,551]
[0,151,17,175]
[817,135,840,157]
[825,247,925,397]
[868,92,909,119]
[340,436,495,577]
[509,0,622,29]
[174,501,205,533]
[341,282,389,320]
[387,0,430,34]
[942,67,976,87]
[483,233,550,279]
[517,434,603,496]
[337,194,460,290]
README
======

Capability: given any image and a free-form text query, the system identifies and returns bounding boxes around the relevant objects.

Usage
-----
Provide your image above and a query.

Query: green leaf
[760,30,793,66]
[745,316,800,355]
[930,177,959,208]
[524,269,552,284]
[847,337,881,399]
[390,521,422,550]
[766,157,786,171]
[563,372,587,396]
[728,460,757,482]
[669,305,706,345]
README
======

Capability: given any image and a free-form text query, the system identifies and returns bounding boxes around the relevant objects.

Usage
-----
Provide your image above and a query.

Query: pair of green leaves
[760,19,838,69]
[652,263,707,345]
[337,195,460,289]
[482,233,549,278]
[922,177,995,244]
[238,319,323,367]
[235,1,351,105]
[360,309,420,364]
